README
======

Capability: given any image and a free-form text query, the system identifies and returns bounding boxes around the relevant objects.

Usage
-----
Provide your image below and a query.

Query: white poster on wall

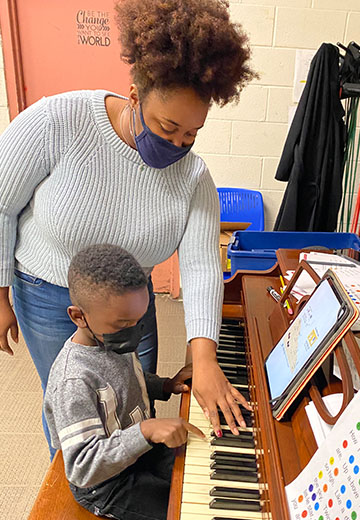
[293,49,317,103]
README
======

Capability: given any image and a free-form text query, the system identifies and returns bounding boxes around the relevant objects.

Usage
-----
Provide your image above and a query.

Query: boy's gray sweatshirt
[44,337,170,488]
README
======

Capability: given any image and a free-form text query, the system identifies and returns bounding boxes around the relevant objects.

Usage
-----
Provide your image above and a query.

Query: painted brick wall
[193,0,360,230]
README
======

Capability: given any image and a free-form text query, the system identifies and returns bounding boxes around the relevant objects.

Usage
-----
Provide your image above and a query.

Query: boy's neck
[72,328,98,347]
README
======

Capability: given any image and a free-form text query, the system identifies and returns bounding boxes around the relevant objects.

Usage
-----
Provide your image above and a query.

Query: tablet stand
[268,260,360,426]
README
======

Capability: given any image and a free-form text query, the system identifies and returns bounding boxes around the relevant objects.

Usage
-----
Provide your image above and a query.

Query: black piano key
[237,390,250,401]
[217,407,252,419]
[211,450,256,463]
[219,414,253,429]
[218,408,252,421]
[211,469,258,483]
[211,430,254,439]
[210,486,260,500]
[217,354,246,363]
[218,343,245,351]
[225,375,249,386]
[218,345,245,353]
[210,462,257,473]
[223,374,248,384]
[220,363,247,372]
[217,344,243,353]
[209,498,261,512]
[219,328,243,336]
[221,320,242,328]
[217,351,246,360]
[211,436,254,449]
[218,339,245,347]
[221,372,248,382]
[220,364,247,372]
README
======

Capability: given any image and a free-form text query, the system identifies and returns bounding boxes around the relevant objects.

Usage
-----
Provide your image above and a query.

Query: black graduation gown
[274,43,345,232]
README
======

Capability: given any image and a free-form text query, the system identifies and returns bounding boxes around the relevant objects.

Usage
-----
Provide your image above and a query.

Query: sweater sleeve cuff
[0,268,14,287]
[126,422,153,454]
[185,318,221,345]
[144,373,172,401]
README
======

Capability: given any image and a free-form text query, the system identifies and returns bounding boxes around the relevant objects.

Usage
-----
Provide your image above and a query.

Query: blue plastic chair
[217,188,264,231]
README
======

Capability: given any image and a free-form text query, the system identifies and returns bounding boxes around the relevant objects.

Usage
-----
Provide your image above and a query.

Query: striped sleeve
[44,378,151,488]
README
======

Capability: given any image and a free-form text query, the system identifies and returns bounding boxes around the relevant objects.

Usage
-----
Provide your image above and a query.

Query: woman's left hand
[192,355,251,437]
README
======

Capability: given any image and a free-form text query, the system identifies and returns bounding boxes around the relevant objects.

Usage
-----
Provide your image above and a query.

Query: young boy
[44,244,204,520]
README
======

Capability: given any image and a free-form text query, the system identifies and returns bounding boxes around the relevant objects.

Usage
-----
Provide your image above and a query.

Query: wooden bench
[28,451,98,519]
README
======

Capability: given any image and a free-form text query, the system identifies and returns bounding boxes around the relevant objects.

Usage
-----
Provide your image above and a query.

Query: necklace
[119,104,135,147]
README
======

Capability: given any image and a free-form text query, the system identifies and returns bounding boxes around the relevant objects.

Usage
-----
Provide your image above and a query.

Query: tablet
[264,270,359,420]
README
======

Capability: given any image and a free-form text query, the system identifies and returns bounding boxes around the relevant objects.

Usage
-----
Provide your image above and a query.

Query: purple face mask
[133,106,193,169]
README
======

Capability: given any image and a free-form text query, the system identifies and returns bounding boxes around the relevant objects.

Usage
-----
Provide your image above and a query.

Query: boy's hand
[163,363,192,395]
[140,417,204,448]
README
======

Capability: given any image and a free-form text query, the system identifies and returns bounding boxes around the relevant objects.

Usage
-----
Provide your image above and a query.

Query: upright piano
[167,257,360,520]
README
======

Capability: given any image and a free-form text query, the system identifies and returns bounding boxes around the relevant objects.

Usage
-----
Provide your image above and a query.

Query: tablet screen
[265,279,343,402]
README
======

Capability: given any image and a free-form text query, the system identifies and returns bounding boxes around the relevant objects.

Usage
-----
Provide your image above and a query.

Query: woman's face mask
[132,105,193,169]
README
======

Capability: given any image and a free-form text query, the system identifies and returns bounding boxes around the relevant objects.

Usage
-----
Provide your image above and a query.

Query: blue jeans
[12,270,158,459]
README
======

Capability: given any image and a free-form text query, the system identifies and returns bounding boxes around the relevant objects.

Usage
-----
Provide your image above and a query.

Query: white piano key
[186,438,256,456]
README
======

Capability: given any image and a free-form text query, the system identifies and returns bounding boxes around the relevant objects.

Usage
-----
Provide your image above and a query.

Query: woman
[0,0,256,456]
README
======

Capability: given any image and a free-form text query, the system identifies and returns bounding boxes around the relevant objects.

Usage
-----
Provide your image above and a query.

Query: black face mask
[82,314,145,354]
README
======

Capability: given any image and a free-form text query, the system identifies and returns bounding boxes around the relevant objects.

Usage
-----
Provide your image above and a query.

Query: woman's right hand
[0,295,18,356]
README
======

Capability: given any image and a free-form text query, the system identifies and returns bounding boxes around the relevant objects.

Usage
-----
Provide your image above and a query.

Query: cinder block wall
[1,4,360,230]
[193,0,360,230]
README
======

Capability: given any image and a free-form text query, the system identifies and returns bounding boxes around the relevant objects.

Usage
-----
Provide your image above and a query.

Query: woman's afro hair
[115,0,257,106]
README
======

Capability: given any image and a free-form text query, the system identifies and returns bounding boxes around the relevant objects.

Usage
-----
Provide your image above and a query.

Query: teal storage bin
[228,231,360,276]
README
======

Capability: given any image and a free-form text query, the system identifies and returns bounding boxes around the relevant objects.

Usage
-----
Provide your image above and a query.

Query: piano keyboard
[179,320,267,520]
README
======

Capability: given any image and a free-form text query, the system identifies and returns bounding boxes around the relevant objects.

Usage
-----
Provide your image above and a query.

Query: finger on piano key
[210,436,255,449]
[210,430,254,439]
[189,412,253,433]
[190,397,253,420]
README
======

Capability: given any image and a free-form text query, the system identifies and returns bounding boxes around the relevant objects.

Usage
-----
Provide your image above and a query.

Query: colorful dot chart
[286,390,360,519]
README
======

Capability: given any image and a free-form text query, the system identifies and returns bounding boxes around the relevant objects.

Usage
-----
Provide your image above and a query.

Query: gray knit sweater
[44,337,170,488]
[0,90,223,343]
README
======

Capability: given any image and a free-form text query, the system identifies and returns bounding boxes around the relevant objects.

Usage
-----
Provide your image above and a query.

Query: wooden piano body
[167,257,360,519]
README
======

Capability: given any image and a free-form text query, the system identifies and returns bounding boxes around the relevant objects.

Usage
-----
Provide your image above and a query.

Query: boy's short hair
[68,244,148,310]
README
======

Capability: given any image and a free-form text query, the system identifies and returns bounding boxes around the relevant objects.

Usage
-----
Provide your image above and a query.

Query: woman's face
[130,86,210,148]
